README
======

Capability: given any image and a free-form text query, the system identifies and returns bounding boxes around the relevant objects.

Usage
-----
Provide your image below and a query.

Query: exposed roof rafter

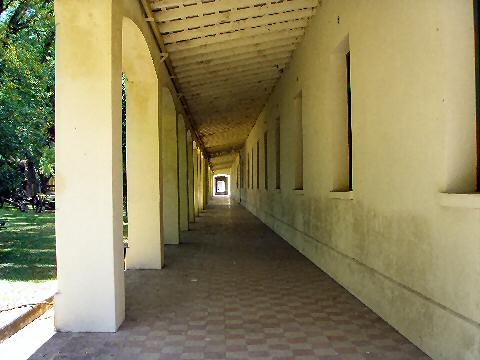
[146,0,319,165]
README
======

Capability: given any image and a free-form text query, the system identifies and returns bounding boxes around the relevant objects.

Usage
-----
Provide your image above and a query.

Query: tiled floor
[29,198,430,360]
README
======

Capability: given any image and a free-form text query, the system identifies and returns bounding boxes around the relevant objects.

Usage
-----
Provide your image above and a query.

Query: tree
[0,0,55,198]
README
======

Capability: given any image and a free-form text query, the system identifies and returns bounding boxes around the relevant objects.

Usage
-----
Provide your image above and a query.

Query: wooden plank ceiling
[149,0,319,170]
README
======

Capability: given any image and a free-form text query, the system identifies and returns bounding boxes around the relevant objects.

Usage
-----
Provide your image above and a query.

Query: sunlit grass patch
[0,206,56,282]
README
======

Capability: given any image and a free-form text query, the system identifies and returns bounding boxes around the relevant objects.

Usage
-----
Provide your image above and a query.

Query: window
[475,0,480,190]
[251,147,254,189]
[248,150,250,189]
[240,155,244,189]
[346,52,353,191]
[275,117,281,189]
[294,91,303,190]
[331,36,352,192]
[256,141,260,189]
[264,131,268,190]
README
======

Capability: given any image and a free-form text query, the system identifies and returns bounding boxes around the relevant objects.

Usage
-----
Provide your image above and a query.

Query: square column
[203,157,209,209]
[186,133,195,223]
[177,116,189,231]
[193,148,200,217]
[54,0,124,332]
[161,88,179,244]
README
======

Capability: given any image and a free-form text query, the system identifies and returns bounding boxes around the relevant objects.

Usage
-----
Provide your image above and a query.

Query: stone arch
[122,17,163,269]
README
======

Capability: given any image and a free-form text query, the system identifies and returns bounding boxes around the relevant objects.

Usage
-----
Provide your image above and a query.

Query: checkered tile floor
[29,200,430,359]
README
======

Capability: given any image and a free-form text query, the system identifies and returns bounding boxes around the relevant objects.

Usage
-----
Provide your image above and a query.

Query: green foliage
[38,145,54,177]
[0,159,21,196]
[0,0,55,195]
[122,73,127,205]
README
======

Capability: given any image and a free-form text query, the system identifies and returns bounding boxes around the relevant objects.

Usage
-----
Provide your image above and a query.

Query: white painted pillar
[186,132,195,223]
[55,0,124,332]
[203,157,208,209]
[199,151,204,211]
[199,153,203,210]
[123,18,162,269]
[177,115,189,231]
[208,168,213,199]
[193,147,200,217]
[162,88,180,244]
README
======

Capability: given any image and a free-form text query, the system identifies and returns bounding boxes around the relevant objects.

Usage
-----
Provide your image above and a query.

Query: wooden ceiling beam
[197,106,265,122]
[171,34,301,68]
[168,25,305,55]
[177,56,288,84]
[182,77,280,98]
[178,63,285,89]
[162,9,314,44]
[145,0,319,158]
[175,38,300,72]
[155,0,318,33]
[189,96,267,112]
[184,78,277,98]
[187,84,275,103]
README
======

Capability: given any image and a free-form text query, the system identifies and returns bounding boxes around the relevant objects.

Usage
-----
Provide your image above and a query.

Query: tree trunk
[39,174,51,194]
[25,159,37,197]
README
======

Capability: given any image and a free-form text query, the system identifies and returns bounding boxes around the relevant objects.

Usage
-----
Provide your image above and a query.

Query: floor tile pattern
[30,198,430,359]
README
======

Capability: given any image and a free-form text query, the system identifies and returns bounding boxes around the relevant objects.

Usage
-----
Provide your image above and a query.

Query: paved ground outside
[0,280,55,334]
[0,308,55,359]
[27,198,430,360]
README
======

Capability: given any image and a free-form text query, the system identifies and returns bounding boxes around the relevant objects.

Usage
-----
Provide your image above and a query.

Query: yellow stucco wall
[237,1,480,359]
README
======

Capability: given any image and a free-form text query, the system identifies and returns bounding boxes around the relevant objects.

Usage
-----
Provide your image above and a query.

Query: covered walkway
[50,2,480,358]
[30,200,428,359]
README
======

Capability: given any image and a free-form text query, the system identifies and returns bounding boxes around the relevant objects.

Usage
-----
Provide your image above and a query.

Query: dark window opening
[294,91,303,190]
[247,153,250,189]
[475,0,480,190]
[240,155,244,189]
[251,147,254,189]
[256,141,260,189]
[275,117,281,190]
[346,51,353,191]
[264,131,268,190]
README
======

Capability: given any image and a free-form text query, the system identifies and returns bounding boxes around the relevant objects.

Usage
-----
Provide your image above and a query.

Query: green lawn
[0,207,56,282]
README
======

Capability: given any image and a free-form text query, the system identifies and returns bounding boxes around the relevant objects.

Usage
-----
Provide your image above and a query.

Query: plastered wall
[237,1,480,359]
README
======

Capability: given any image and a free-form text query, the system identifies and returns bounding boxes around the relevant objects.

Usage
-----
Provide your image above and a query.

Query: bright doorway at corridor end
[213,174,230,197]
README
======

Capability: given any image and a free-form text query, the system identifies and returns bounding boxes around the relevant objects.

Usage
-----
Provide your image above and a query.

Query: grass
[0,206,56,282]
